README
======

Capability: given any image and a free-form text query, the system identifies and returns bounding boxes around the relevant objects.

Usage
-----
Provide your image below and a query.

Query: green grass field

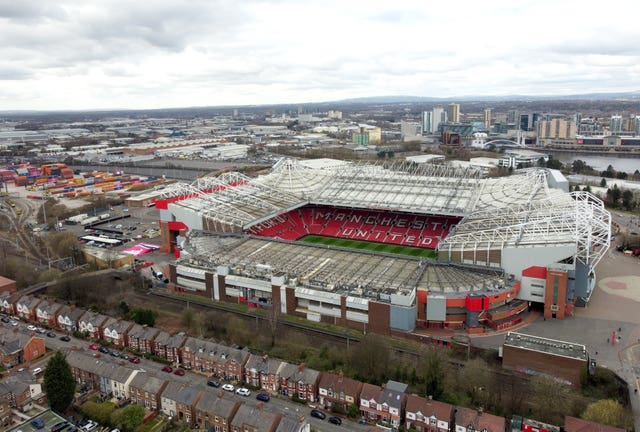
[300,234,437,258]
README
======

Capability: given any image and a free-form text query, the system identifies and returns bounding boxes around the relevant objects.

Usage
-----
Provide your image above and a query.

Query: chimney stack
[299,362,305,372]
[338,370,343,383]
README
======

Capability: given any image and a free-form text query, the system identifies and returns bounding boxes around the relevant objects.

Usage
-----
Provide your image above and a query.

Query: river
[547,152,640,174]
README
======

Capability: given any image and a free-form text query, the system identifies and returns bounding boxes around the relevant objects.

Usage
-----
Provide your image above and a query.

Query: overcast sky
[1,0,639,111]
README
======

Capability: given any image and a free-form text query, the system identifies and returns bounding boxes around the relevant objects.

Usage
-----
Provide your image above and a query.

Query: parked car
[207,379,221,388]
[60,335,71,342]
[47,331,57,338]
[328,417,342,425]
[1,317,10,323]
[235,388,250,397]
[161,366,173,373]
[99,346,109,354]
[31,418,45,429]
[256,392,270,402]
[88,344,99,350]
[9,320,17,326]
[27,325,37,331]
[129,357,140,364]
[110,350,120,357]
[222,383,234,392]
[310,410,326,420]
[173,369,185,376]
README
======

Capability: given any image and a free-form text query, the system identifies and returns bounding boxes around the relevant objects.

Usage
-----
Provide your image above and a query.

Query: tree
[44,351,75,413]
[130,308,157,326]
[530,376,574,425]
[582,399,628,429]
[82,401,116,425]
[457,358,491,407]
[572,160,590,174]
[350,333,390,383]
[600,178,607,187]
[112,404,145,432]
[621,190,634,211]
[419,346,448,399]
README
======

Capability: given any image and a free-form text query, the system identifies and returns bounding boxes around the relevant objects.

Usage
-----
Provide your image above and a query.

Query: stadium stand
[247,205,460,249]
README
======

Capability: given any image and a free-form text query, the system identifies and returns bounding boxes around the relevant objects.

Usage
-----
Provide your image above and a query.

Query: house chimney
[338,370,343,383]
[299,363,305,372]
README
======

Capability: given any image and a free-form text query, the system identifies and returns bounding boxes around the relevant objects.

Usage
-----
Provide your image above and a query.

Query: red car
[88,344,99,350]
[161,366,173,373]
[173,369,185,376]
[129,357,141,364]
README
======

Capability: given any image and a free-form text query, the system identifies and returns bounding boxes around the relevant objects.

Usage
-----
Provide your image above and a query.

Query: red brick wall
[502,345,585,387]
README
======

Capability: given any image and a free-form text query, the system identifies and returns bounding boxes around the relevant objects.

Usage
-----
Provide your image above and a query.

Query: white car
[222,384,234,392]
[235,388,250,397]
[27,325,37,331]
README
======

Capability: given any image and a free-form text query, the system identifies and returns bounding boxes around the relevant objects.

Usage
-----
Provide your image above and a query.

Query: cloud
[0,0,639,110]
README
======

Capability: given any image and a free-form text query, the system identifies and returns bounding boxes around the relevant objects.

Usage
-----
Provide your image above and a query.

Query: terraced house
[277,363,319,403]
[129,372,168,411]
[15,295,41,321]
[78,311,109,340]
[56,305,87,333]
[35,300,63,327]
[318,371,363,412]
[405,395,454,432]
[194,389,240,432]
[244,355,283,392]
[360,380,407,428]
[102,318,134,346]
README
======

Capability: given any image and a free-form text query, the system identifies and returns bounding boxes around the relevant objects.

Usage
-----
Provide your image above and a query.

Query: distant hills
[335,91,640,104]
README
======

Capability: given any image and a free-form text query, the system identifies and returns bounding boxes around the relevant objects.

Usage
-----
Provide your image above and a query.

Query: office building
[447,103,460,123]
[432,107,445,133]
[484,109,492,130]
[610,115,623,133]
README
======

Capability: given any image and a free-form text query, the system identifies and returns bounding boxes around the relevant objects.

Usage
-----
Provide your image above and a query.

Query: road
[7,319,367,432]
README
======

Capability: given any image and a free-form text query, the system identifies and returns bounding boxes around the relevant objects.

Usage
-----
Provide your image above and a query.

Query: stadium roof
[181,234,507,299]
[168,159,610,268]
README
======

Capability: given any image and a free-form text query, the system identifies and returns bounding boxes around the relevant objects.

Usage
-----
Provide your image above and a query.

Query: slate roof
[277,363,320,385]
[230,404,281,432]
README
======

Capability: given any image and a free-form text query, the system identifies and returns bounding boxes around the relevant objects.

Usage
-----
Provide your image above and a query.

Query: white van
[32,367,42,375]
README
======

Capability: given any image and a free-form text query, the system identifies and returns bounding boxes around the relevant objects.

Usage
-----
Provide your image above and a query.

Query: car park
[256,392,270,402]
[310,409,326,420]
[207,379,221,387]
[235,388,250,396]
[162,366,173,373]
[222,383,234,392]
[328,417,342,425]
[60,335,71,342]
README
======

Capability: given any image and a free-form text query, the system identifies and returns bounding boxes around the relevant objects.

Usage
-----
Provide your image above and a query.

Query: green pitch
[300,235,437,258]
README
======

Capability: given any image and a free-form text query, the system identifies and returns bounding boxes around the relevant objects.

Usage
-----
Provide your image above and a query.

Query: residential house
[210,344,250,383]
[405,394,455,432]
[318,371,363,412]
[14,295,42,321]
[278,363,319,403]
[244,354,284,392]
[127,324,160,353]
[564,416,625,432]
[274,417,310,432]
[152,330,172,359]
[102,318,134,347]
[194,389,240,432]
[66,350,103,390]
[160,381,203,425]
[107,365,138,400]
[0,291,20,315]
[78,311,109,340]
[139,325,161,353]
[56,305,87,333]
[167,333,188,365]
[230,404,282,432]
[454,407,506,432]
[0,384,11,428]
[35,300,63,327]
[0,373,44,413]
[360,380,407,428]
[129,372,168,411]
[0,326,46,367]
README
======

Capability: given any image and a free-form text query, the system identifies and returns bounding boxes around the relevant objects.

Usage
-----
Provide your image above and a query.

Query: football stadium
[156,158,611,334]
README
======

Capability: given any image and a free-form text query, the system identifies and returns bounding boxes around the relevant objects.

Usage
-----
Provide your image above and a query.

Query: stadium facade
[155,159,610,335]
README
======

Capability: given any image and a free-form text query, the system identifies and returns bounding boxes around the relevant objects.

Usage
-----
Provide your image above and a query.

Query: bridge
[471,130,527,149]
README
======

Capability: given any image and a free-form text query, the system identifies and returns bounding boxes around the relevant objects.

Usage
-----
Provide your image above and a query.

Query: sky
[1,0,639,111]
